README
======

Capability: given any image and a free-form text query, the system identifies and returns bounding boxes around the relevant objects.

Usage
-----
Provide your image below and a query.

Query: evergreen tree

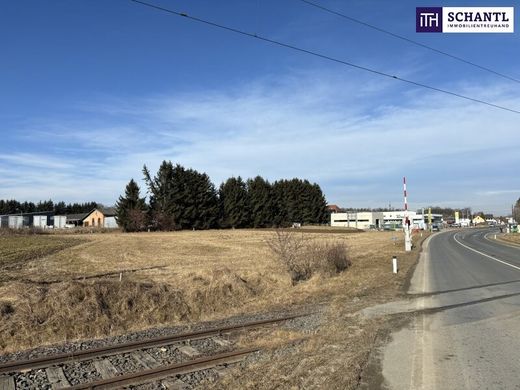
[247,176,275,228]
[36,199,54,212]
[513,198,520,223]
[171,165,218,229]
[115,179,148,232]
[143,161,176,230]
[54,201,67,215]
[272,180,290,227]
[219,177,250,228]
[143,161,219,230]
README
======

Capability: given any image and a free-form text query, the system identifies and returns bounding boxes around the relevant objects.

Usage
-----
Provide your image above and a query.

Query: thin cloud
[0,72,518,214]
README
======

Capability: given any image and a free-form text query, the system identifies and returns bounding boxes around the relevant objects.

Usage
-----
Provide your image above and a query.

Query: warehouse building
[0,211,58,229]
[0,207,118,229]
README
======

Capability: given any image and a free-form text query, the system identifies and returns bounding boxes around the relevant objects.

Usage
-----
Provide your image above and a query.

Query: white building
[331,210,442,230]
[330,212,376,230]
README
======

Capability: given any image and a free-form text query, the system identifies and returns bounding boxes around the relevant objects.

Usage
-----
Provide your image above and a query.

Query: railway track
[0,313,308,389]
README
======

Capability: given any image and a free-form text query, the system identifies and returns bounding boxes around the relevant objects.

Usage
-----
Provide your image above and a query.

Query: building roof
[327,204,342,212]
[66,213,89,222]
[80,207,117,222]
[0,210,54,217]
[99,206,117,216]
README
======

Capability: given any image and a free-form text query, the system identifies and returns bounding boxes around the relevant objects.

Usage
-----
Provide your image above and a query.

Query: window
[92,218,95,226]
[84,221,89,227]
[98,217,101,226]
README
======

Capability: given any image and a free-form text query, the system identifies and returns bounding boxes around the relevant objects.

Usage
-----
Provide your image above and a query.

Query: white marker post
[392,256,398,273]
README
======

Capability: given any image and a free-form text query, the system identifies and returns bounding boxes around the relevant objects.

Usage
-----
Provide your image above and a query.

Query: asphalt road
[381,228,520,390]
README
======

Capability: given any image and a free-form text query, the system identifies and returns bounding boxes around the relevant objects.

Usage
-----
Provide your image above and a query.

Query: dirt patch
[0,235,85,267]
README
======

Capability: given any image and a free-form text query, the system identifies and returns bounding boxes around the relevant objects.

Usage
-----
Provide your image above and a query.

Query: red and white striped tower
[403,177,412,251]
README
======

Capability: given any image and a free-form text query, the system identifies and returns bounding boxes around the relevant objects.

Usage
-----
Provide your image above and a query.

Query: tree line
[0,200,98,215]
[116,161,328,232]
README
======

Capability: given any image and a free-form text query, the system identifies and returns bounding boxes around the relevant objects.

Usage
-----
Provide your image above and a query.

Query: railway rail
[0,313,309,389]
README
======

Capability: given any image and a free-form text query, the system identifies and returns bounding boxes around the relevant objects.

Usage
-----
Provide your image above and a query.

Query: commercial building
[0,211,58,229]
[0,207,118,229]
[331,210,443,230]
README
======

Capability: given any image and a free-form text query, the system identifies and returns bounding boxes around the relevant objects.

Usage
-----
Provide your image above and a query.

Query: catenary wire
[297,0,520,84]
[129,0,520,115]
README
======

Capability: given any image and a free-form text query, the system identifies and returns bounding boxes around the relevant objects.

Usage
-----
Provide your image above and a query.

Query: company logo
[417,7,443,32]
[416,7,514,33]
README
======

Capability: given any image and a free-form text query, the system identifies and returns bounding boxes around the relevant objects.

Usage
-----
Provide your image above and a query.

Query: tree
[115,179,148,232]
[247,176,275,228]
[513,198,520,223]
[143,161,219,230]
[143,161,176,230]
[219,177,250,228]
[54,201,67,215]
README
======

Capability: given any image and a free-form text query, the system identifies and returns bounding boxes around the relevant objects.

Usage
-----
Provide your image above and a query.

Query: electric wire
[297,0,520,84]
[129,0,520,115]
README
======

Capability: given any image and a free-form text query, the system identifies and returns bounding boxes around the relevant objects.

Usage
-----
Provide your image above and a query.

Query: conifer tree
[143,161,176,230]
[219,177,250,228]
[247,176,275,227]
[115,179,148,232]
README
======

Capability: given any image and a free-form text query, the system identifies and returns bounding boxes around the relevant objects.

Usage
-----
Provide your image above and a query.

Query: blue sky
[1,0,519,215]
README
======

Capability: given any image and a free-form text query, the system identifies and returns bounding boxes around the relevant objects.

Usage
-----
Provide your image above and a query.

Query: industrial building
[330,210,443,230]
[0,207,118,229]
[0,210,57,229]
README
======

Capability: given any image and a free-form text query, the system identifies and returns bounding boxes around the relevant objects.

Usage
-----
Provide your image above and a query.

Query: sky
[1,0,519,215]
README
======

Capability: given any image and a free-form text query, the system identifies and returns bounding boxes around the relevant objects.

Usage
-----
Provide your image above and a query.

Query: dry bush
[266,230,351,284]
[266,230,312,283]
[305,240,352,276]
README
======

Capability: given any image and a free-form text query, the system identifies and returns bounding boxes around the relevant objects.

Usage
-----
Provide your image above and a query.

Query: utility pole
[403,177,412,252]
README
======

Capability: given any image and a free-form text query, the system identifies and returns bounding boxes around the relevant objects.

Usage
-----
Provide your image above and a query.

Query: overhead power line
[130,0,520,115]
[297,0,520,84]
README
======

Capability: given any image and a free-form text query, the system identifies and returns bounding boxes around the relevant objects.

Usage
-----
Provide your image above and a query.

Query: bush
[324,242,352,274]
[266,230,351,284]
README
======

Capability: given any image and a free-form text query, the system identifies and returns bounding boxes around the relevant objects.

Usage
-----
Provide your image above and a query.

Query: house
[82,207,118,228]
[65,212,89,227]
[65,207,118,228]
[472,215,486,225]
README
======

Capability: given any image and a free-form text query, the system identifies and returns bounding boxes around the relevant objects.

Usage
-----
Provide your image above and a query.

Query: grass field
[0,228,427,388]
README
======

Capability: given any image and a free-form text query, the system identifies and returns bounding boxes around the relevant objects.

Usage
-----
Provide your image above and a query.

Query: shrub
[266,230,351,284]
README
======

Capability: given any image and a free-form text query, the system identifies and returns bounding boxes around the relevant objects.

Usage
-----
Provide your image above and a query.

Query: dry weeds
[499,233,520,245]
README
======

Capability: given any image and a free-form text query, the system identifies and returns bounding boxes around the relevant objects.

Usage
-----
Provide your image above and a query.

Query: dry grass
[0,227,428,389]
[203,231,427,389]
[0,235,86,287]
[499,233,520,245]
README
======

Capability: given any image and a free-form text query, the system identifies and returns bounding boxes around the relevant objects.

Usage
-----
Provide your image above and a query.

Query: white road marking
[454,233,520,272]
